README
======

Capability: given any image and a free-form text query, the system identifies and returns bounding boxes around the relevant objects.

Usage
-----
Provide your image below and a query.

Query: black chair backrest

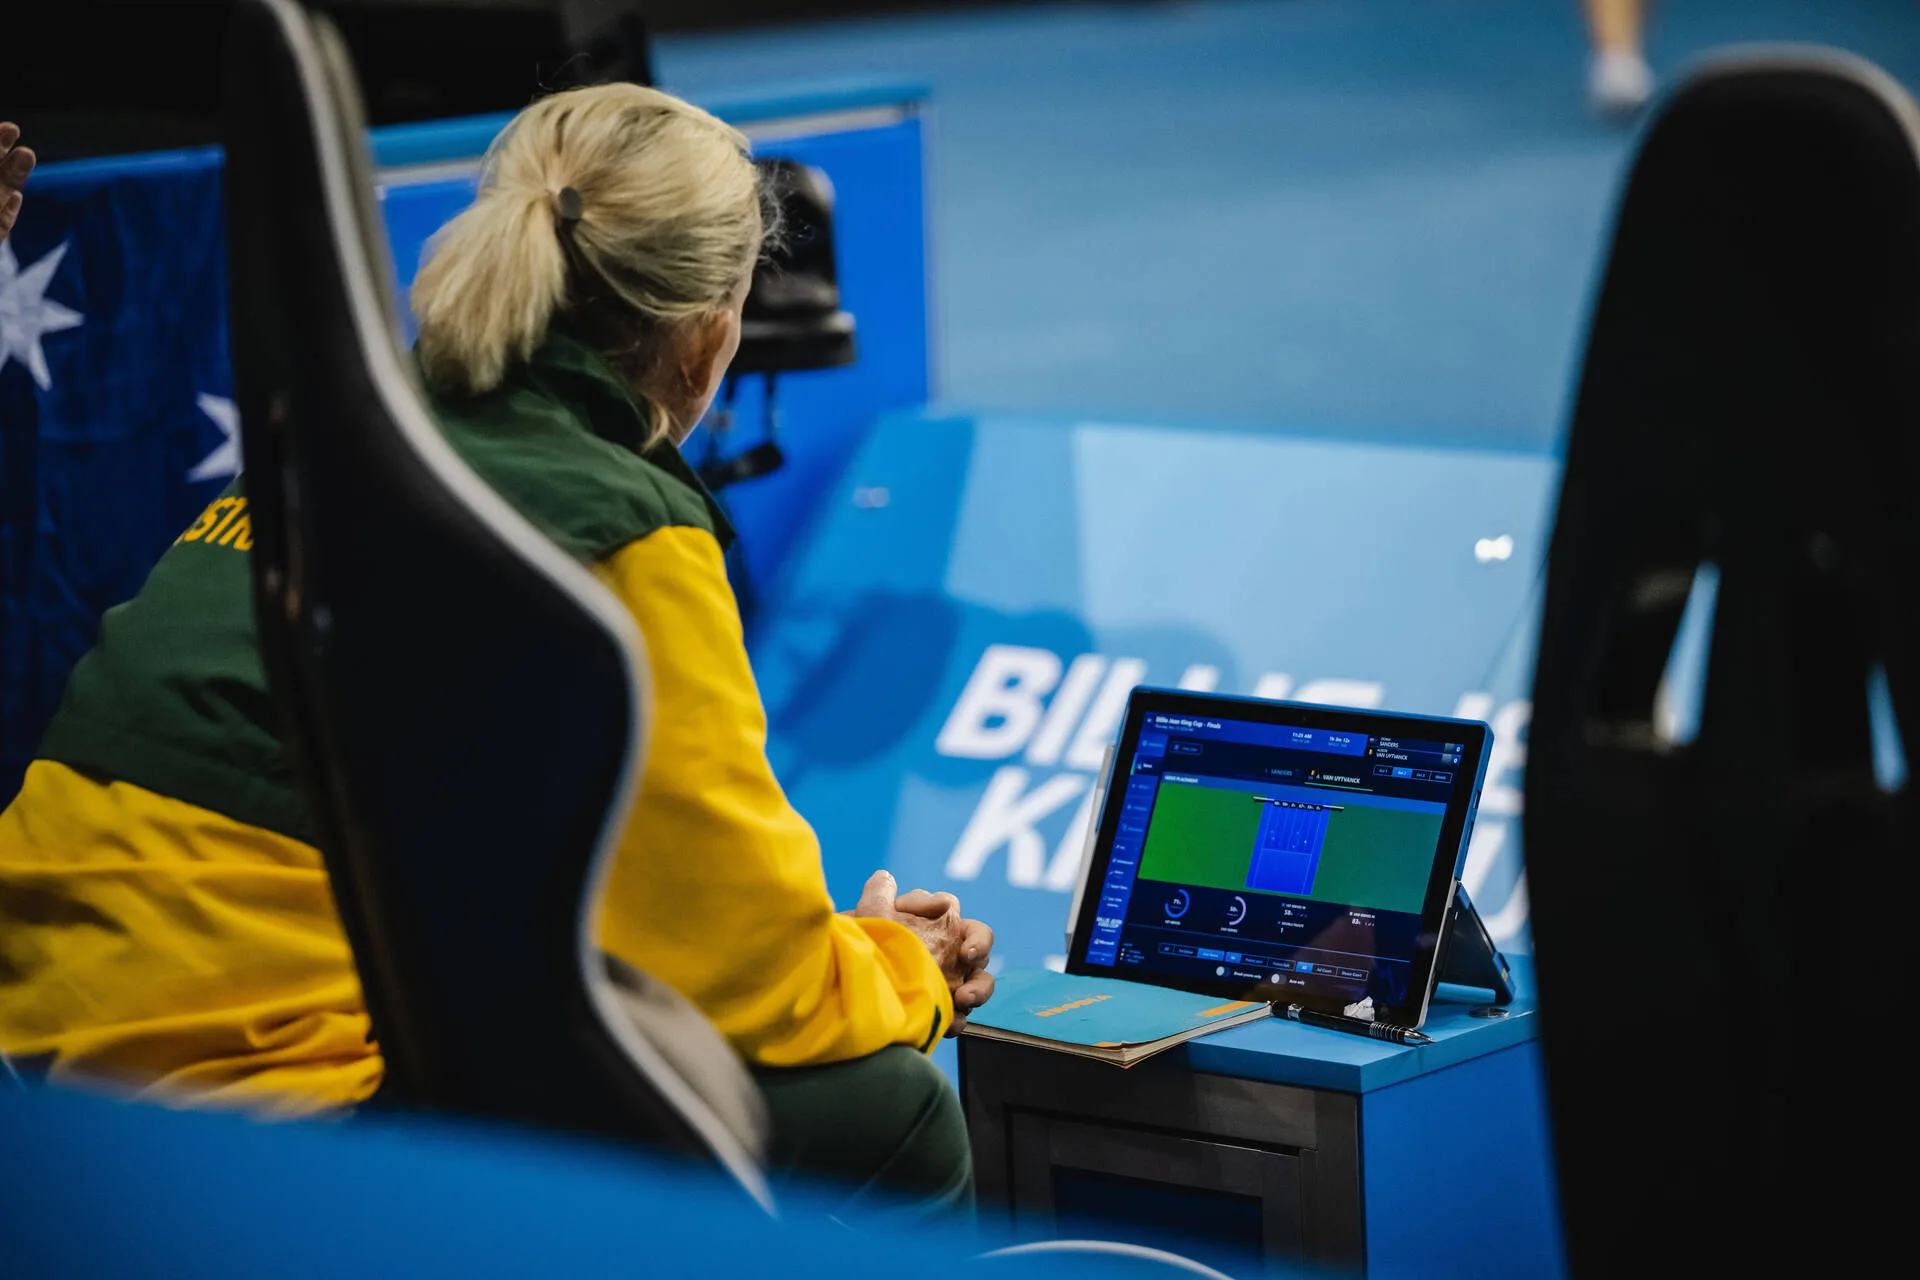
[221,0,766,1204]
[1526,48,1919,1274]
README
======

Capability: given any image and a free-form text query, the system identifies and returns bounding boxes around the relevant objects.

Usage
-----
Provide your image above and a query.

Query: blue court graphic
[1246,801,1336,896]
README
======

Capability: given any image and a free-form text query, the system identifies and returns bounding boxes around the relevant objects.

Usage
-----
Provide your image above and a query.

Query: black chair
[1525,48,1919,1275]
[221,0,768,1206]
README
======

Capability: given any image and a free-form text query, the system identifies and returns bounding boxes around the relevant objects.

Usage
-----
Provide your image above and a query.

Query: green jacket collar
[522,329,737,550]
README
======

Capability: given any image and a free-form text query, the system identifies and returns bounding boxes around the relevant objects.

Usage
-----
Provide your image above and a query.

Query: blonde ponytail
[411,83,767,406]
[412,184,569,395]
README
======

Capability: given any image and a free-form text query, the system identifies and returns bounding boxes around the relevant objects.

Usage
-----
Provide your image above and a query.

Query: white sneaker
[1590,49,1654,116]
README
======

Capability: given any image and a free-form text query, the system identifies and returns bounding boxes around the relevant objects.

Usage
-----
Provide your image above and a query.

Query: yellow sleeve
[591,526,952,1067]
[0,760,382,1116]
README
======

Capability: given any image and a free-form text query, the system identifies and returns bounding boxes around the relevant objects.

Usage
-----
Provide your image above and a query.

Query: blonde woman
[0,84,993,1212]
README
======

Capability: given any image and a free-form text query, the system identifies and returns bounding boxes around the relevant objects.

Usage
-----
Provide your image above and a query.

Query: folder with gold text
[961,967,1270,1067]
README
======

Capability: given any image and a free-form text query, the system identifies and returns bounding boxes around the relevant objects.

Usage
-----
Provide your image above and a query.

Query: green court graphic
[1136,781,1441,915]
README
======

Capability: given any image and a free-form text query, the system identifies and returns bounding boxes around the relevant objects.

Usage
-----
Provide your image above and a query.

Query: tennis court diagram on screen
[1247,799,1338,896]
[1135,779,1441,916]
[928,643,1532,941]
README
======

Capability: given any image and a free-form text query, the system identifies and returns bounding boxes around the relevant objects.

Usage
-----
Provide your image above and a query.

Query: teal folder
[962,967,1271,1067]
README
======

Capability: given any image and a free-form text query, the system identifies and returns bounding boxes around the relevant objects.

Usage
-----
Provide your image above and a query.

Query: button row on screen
[1158,943,1368,982]
[1373,765,1453,782]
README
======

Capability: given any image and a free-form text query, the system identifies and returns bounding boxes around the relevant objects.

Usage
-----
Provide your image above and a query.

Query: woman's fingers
[894,888,961,920]
[848,869,897,917]
[0,124,31,244]
[954,967,995,1011]
[958,917,994,968]
[946,963,995,1038]
[0,126,33,186]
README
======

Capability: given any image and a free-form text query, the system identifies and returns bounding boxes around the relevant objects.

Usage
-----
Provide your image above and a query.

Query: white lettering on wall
[934,644,1062,759]
[1452,691,1495,723]
[1176,664,1221,692]
[1064,658,1149,771]
[1460,821,1507,898]
[1025,654,1107,767]
[1481,700,1531,816]
[944,766,1089,884]
[1293,678,1386,708]
[1045,783,1102,891]
[1479,873,1530,941]
[1251,673,1294,700]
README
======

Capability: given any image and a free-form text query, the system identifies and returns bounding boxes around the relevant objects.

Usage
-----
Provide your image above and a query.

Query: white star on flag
[0,240,85,390]
[188,393,243,482]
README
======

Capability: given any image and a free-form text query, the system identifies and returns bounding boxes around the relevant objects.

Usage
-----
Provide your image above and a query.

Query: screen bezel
[1065,687,1492,1026]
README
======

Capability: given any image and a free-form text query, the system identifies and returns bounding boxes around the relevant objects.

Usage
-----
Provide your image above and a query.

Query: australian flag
[0,149,240,806]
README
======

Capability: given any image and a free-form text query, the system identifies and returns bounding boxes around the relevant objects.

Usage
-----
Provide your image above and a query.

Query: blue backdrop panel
[754,409,1558,1000]
[0,150,239,803]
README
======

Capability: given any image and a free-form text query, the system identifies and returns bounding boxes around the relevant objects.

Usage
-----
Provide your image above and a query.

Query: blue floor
[658,0,1920,452]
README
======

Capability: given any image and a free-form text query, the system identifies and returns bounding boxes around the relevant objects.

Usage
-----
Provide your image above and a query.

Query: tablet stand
[1435,883,1515,1006]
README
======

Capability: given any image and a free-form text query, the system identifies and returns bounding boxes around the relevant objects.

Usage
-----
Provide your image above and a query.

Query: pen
[1272,1001,1433,1046]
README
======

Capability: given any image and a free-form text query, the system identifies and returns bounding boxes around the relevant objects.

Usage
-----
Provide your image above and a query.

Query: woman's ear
[678,308,733,400]
[649,303,745,444]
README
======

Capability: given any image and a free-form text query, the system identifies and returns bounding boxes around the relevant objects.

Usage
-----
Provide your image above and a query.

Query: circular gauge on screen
[1227,895,1248,926]
[1165,888,1191,919]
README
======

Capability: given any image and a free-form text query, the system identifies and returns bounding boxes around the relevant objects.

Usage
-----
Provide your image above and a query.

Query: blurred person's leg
[1585,0,1654,116]
[753,1045,972,1219]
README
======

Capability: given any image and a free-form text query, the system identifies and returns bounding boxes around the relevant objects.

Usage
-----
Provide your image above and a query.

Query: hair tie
[553,186,584,227]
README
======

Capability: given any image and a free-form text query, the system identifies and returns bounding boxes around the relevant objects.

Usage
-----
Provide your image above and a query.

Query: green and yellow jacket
[0,331,950,1115]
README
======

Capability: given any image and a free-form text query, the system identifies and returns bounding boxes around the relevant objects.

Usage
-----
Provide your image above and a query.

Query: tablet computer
[1065,688,1493,1028]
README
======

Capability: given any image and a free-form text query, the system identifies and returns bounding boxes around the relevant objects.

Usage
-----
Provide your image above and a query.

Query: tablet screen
[1069,690,1490,1023]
